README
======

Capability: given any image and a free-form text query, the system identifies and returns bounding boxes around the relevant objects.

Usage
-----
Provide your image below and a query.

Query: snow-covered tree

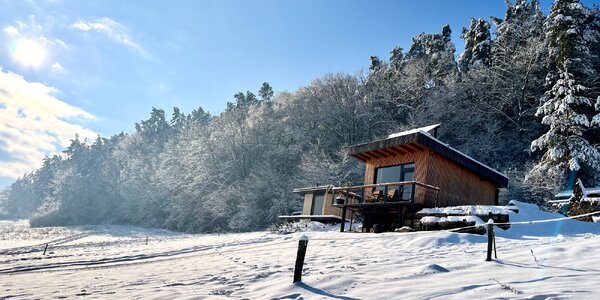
[258,82,274,102]
[406,25,458,88]
[492,0,545,48]
[459,18,492,72]
[529,0,600,189]
[451,0,547,169]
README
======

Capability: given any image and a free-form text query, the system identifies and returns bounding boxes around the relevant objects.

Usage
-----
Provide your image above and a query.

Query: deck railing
[330,181,440,207]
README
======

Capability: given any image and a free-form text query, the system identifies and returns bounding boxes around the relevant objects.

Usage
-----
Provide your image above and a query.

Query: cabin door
[310,192,325,215]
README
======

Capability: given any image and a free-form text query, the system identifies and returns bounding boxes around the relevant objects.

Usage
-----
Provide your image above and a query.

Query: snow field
[1,202,600,299]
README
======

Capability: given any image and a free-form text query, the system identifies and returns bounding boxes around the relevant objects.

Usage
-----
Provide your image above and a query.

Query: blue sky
[0,0,597,189]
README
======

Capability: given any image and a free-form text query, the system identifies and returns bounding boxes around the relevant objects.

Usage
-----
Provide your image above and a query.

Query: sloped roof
[292,186,329,194]
[388,123,440,138]
[347,128,509,187]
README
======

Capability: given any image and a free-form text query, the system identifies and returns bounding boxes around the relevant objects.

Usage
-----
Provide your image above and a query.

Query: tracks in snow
[0,232,91,256]
[0,237,280,274]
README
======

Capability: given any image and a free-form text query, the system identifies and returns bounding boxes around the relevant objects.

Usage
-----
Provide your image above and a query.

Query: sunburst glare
[9,39,46,67]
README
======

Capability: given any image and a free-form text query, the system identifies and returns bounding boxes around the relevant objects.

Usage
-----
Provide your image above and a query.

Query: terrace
[331,181,440,232]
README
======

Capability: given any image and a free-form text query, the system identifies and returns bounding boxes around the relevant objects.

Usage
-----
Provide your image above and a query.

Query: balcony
[330,181,440,232]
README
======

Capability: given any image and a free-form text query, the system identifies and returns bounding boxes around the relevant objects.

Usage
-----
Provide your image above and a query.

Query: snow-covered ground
[1,202,600,299]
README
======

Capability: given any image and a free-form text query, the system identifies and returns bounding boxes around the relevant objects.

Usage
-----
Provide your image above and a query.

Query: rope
[302,209,600,242]
[412,209,600,234]
[491,210,600,226]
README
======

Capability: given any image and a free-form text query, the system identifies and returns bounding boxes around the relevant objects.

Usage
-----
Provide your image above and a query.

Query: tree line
[0,0,598,232]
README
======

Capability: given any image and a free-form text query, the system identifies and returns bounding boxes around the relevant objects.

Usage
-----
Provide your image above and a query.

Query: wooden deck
[331,181,440,232]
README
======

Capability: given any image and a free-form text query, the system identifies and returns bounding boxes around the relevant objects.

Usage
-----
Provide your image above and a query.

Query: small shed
[278,186,346,223]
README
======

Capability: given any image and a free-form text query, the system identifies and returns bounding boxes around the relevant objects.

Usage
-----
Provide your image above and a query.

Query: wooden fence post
[293,235,309,283]
[486,219,494,261]
[43,243,48,255]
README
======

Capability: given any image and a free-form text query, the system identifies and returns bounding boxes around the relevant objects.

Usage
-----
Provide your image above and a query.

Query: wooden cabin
[282,124,509,232]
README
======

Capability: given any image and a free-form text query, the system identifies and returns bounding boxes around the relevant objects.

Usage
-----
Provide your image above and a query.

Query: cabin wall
[322,193,336,216]
[425,153,497,206]
[362,147,497,207]
[363,149,430,185]
[302,193,313,215]
[302,191,340,216]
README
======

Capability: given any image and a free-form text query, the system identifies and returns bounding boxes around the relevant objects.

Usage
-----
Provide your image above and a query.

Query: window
[310,192,325,215]
[374,163,415,200]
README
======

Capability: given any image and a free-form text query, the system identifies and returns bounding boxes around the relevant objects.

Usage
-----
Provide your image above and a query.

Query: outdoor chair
[365,190,383,203]
[387,188,400,202]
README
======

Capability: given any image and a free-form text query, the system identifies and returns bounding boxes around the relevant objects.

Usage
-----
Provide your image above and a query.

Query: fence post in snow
[486,219,494,261]
[293,235,309,283]
[43,243,48,255]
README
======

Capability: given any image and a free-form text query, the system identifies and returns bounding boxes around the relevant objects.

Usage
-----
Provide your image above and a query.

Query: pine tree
[458,18,492,72]
[529,0,600,189]
[492,0,545,47]
[406,25,458,87]
[452,0,547,171]
[258,82,274,102]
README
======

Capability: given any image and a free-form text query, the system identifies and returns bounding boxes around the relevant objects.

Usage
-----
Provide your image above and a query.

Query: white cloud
[0,68,97,179]
[3,26,19,36]
[54,38,67,48]
[51,62,64,72]
[71,17,150,59]
[3,17,44,40]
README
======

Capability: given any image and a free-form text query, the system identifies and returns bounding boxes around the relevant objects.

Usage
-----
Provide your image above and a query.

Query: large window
[310,192,325,215]
[374,163,415,200]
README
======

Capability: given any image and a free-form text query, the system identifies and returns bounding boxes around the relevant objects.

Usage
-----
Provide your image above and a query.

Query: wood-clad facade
[300,190,340,217]
[425,153,497,206]
[362,147,498,207]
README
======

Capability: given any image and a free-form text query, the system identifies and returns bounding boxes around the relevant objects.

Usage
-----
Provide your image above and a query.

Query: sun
[9,39,46,67]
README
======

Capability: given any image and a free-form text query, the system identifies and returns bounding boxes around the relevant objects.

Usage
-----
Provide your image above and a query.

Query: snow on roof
[555,187,600,198]
[292,186,330,194]
[554,180,600,204]
[555,190,574,199]
[388,123,441,138]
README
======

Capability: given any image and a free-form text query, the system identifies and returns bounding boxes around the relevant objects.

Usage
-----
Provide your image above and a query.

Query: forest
[0,0,599,233]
